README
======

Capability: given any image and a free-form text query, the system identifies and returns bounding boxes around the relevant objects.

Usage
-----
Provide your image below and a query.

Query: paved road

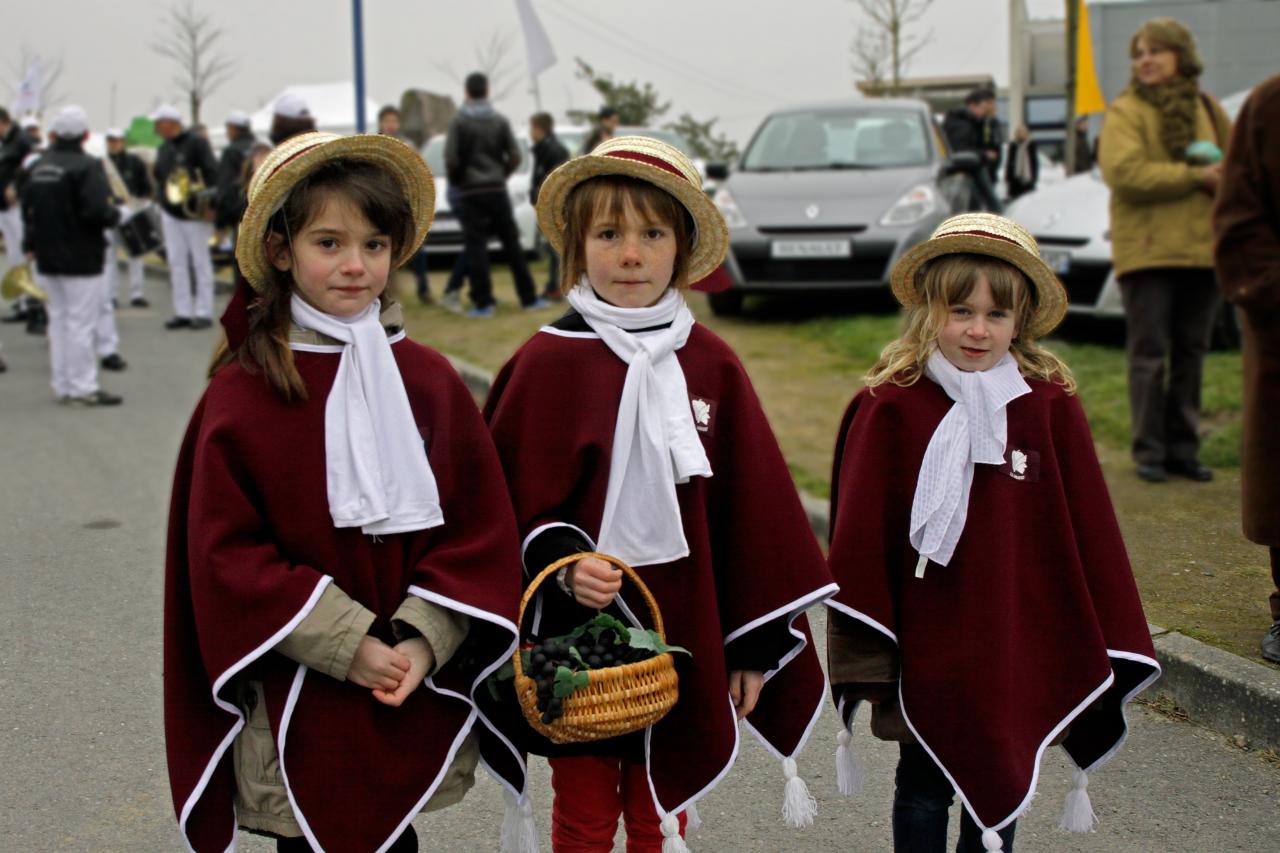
[1,273,1277,851]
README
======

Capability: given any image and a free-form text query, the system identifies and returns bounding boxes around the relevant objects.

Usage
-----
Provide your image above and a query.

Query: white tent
[249,82,385,136]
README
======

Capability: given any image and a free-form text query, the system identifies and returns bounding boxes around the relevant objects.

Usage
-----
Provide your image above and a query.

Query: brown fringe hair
[865,253,1076,393]
[207,158,415,401]
[559,175,695,294]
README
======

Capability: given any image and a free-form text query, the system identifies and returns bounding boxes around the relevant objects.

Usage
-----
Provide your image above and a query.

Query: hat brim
[889,232,1068,339]
[236,132,434,294]
[535,139,728,286]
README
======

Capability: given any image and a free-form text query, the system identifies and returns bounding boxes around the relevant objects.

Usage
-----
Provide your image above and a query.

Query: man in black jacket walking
[21,106,123,405]
[943,88,1003,213]
[152,104,219,330]
[529,111,570,300]
[444,72,542,317]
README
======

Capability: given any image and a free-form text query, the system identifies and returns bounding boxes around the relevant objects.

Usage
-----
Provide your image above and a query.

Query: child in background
[825,213,1161,852]
[484,137,837,851]
[163,132,523,852]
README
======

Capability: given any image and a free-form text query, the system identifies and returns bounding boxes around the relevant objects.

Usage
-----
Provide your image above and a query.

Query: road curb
[445,353,1280,752]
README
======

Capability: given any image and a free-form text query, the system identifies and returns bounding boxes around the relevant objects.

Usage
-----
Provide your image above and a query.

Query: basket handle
[518,552,666,642]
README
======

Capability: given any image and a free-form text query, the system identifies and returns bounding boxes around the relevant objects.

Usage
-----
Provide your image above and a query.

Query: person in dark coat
[104,127,153,308]
[1004,125,1039,200]
[20,106,123,405]
[943,88,1003,213]
[528,111,569,300]
[1212,73,1280,663]
[0,107,33,275]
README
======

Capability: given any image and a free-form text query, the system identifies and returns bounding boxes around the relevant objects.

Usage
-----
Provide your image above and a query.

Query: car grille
[1059,260,1111,306]
[734,242,895,284]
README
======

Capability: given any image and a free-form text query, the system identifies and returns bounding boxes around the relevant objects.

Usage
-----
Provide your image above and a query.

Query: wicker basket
[513,552,680,744]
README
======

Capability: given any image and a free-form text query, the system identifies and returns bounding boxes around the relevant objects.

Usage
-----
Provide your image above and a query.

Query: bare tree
[433,30,521,103]
[850,27,892,94]
[6,48,68,115]
[150,0,235,125]
[849,0,935,90]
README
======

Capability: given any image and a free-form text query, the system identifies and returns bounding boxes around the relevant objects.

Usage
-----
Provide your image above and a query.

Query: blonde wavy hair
[865,253,1076,393]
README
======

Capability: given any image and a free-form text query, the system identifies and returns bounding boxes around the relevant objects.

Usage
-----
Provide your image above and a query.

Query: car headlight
[713,186,748,229]
[880,184,940,226]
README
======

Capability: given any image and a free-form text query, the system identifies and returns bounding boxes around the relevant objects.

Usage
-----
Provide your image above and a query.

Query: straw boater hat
[236,131,435,293]
[889,212,1069,339]
[535,135,729,285]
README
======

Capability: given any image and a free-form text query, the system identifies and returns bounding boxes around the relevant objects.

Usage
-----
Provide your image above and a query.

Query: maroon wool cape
[482,322,838,817]
[826,377,1160,832]
[163,339,525,851]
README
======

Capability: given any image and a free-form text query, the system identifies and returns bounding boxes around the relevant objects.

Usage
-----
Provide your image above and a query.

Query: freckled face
[269,192,392,317]
[584,200,677,309]
[936,274,1020,372]
[1132,38,1179,87]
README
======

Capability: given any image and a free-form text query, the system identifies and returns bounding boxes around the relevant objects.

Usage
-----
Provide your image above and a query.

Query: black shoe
[25,305,47,335]
[1136,464,1168,483]
[1166,459,1213,482]
[129,297,150,308]
[1,310,27,323]
[190,317,213,330]
[165,316,192,330]
[67,390,123,407]
[0,355,7,373]
[1262,621,1280,664]
[100,353,128,371]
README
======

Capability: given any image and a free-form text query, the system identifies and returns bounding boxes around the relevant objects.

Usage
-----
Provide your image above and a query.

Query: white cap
[49,105,89,138]
[273,93,310,119]
[18,115,39,130]
[225,110,251,128]
[105,127,125,139]
[150,104,182,123]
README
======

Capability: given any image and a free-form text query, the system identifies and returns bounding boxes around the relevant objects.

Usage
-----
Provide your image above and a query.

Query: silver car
[708,98,972,314]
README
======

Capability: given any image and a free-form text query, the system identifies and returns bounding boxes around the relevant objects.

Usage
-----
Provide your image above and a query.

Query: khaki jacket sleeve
[392,596,471,675]
[274,583,376,680]
[826,609,898,704]
[1100,98,1201,204]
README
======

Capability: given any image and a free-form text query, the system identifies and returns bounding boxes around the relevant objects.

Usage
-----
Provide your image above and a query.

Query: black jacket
[214,130,256,228]
[1004,139,1039,199]
[153,129,218,220]
[444,101,520,192]
[20,139,121,276]
[108,150,152,201]
[530,133,569,205]
[943,107,987,155]
[0,123,33,211]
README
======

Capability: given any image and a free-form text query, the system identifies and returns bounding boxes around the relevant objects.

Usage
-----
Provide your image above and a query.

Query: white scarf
[909,349,1030,575]
[289,295,444,535]
[566,282,712,567]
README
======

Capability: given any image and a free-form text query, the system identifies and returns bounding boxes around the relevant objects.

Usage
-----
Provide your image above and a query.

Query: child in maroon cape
[482,137,837,851]
[163,132,525,852]
[825,213,1161,852]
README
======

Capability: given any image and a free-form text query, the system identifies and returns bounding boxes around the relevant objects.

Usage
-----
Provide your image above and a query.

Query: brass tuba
[164,165,214,218]
[1,263,48,302]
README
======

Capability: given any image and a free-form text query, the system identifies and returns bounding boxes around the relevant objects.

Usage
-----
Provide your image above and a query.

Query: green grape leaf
[587,613,631,643]
[567,645,585,666]
[519,649,531,673]
[493,659,515,682]
[627,629,691,657]
[553,665,584,698]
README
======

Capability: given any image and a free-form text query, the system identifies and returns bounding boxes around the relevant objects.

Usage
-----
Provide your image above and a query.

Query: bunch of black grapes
[527,632,656,724]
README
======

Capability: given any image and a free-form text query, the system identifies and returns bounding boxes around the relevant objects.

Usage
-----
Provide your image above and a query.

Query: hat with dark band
[889,212,1069,339]
[535,135,729,286]
[236,131,435,294]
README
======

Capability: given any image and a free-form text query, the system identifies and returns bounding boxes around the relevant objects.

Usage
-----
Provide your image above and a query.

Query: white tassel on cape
[781,757,818,827]
[501,788,540,853]
[1058,769,1099,833]
[981,828,1005,850]
[660,812,692,852]
[835,729,865,796]
[683,802,702,834]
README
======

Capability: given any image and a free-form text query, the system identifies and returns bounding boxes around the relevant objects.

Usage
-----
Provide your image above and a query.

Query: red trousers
[549,755,687,852]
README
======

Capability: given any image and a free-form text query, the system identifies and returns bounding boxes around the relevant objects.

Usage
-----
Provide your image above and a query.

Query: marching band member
[105,127,152,308]
[152,104,218,330]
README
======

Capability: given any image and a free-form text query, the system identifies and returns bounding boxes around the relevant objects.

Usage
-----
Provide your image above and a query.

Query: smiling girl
[163,133,523,852]
[483,137,836,851]
[825,214,1161,852]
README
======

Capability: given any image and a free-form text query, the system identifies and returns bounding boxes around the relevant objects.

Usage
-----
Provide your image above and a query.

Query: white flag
[14,58,42,115]
[515,0,557,79]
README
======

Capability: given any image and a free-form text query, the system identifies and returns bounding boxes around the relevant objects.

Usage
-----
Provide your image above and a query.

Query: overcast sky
[8,0,1074,144]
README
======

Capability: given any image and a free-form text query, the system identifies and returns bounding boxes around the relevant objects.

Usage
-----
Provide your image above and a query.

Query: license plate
[1041,250,1071,274]
[771,239,852,259]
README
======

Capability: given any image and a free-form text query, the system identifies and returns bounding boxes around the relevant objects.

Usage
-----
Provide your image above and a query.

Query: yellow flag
[1075,0,1107,114]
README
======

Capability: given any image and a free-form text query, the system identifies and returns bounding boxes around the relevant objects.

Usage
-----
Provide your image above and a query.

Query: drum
[118,206,162,257]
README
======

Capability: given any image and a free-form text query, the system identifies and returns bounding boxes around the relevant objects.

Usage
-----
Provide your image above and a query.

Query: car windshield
[420,136,531,177]
[741,108,931,171]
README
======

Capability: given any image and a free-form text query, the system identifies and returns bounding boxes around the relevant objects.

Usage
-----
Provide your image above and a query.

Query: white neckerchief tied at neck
[289,295,444,535]
[566,281,712,567]
[909,348,1030,575]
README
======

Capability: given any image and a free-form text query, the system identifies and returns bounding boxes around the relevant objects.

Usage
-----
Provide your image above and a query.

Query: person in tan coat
[1099,17,1231,484]
[1212,73,1280,663]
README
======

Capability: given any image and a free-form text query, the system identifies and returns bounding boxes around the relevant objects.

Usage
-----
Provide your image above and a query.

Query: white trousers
[105,228,146,302]
[94,256,120,358]
[0,205,23,276]
[42,272,104,398]
[160,212,215,320]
